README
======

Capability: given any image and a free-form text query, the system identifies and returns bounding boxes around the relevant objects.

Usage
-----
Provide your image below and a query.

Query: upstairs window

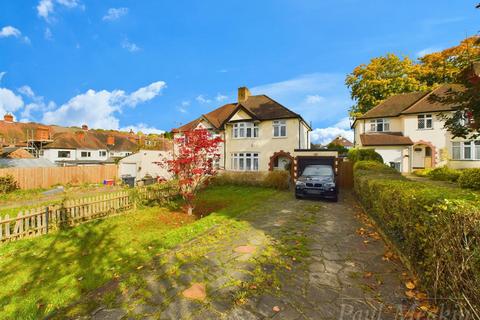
[99,151,107,157]
[233,122,259,138]
[369,119,390,132]
[418,114,433,129]
[273,120,287,137]
[81,151,91,158]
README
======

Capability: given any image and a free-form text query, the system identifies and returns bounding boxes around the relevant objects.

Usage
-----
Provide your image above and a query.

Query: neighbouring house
[118,149,173,184]
[352,83,480,172]
[172,87,338,178]
[0,147,34,159]
[328,136,354,150]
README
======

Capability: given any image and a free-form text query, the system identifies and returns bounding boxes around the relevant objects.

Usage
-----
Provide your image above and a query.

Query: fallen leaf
[405,281,416,290]
[272,306,280,312]
[364,272,373,279]
[136,265,144,270]
[405,290,415,298]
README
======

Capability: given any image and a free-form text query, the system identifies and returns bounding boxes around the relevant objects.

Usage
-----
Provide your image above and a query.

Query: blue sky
[0,1,478,144]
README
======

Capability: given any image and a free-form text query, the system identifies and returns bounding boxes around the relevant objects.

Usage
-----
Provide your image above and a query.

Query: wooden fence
[0,164,118,189]
[0,185,177,243]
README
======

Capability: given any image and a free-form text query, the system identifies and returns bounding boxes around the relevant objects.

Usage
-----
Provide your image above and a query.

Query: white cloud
[0,88,24,118]
[42,81,166,129]
[18,85,36,99]
[196,95,211,104]
[416,47,441,58]
[251,73,352,124]
[120,124,165,135]
[215,93,228,102]
[0,72,6,82]
[44,27,53,40]
[178,100,190,113]
[310,117,353,145]
[37,0,83,22]
[103,7,129,21]
[0,26,21,38]
[121,39,140,52]
[305,94,324,104]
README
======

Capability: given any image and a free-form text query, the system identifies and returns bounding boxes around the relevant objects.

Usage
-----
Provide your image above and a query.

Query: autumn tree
[345,54,428,116]
[346,36,480,116]
[166,129,222,215]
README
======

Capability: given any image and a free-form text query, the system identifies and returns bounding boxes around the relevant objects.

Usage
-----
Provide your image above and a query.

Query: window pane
[246,158,252,170]
[426,118,432,128]
[274,126,279,137]
[239,158,244,170]
[377,122,383,132]
[475,141,480,160]
[464,142,472,159]
[254,127,259,137]
[246,127,252,137]
[370,122,376,131]
[239,127,245,137]
[281,126,286,136]
[452,142,461,160]
[253,158,259,171]
[384,122,390,131]
[418,115,425,129]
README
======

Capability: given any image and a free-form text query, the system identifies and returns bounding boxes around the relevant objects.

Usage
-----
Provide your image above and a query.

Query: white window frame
[452,141,480,160]
[273,120,287,137]
[231,152,259,171]
[99,150,107,157]
[369,118,390,132]
[417,114,433,130]
[232,122,259,139]
[57,150,71,158]
[81,151,91,158]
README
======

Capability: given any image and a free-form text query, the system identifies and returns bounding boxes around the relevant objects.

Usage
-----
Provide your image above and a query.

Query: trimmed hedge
[347,148,383,163]
[211,171,290,190]
[427,166,461,182]
[458,168,480,190]
[354,161,480,313]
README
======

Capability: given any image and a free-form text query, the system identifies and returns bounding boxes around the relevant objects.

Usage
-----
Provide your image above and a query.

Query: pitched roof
[44,131,106,150]
[357,92,428,119]
[173,94,304,132]
[329,136,353,147]
[400,84,460,114]
[360,133,413,146]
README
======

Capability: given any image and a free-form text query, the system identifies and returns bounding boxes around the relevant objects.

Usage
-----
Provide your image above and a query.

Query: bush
[354,161,480,313]
[412,168,432,177]
[211,171,290,190]
[427,166,461,182]
[0,175,19,194]
[458,168,480,190]
[347,148,383,163]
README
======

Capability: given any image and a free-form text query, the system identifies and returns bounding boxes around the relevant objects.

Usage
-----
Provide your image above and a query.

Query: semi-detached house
[173,87,338,177]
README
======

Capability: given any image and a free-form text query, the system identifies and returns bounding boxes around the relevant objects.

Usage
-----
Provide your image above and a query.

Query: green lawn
[0,185,276,320]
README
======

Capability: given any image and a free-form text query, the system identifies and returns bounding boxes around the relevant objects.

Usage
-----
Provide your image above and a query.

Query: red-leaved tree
[166,129,223,215]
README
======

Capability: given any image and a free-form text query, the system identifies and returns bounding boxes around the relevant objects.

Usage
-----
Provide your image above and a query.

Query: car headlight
[325,183,335,188]
[295,181,306,187]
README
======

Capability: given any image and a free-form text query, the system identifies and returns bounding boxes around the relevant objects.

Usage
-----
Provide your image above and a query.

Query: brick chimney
[238,87,251,103]
[82,124,88,131]
[107,135,115,146]
[3,113,14,123]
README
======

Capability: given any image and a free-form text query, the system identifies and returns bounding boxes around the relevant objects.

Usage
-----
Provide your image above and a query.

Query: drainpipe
[223,130,227,170]
[298,120,301,149]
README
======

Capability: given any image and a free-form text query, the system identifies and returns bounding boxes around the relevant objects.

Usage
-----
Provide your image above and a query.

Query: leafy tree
[346,54,427,116]
[326,142,348,155]
[165,129,222,215]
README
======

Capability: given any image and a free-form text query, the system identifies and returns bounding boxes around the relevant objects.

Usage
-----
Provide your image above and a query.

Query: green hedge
[347,148,383,163]
[211,171,290,190]
[427,166,461,182]
[354,161,480,313]
[458,168,480,190]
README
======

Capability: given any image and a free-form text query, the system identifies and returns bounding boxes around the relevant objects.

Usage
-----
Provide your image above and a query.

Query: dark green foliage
[347,148,383,163]
[354,161,480,313]
[427,166,461,182]
[458,168,480,190]
[0,175,19,194]
[211,171,290,190]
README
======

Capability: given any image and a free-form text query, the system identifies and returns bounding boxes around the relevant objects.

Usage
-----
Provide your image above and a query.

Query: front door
[412,147,425,169]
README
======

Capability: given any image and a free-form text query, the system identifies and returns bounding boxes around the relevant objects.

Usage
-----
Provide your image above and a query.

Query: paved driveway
[83,191,410,320]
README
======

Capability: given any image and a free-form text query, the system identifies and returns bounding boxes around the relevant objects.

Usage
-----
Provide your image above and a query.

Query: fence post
[45,207,49,234]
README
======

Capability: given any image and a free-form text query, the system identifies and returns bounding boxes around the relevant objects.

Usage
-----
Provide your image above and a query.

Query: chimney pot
[82,124,88,131]
[3,113,14,123]
[238,87,251,103]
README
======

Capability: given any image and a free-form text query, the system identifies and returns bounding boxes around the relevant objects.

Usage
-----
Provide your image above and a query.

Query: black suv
[295,164,338,202]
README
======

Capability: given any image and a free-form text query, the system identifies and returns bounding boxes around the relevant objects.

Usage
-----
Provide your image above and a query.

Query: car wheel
[295,194,302,200]
[331,195,338,202]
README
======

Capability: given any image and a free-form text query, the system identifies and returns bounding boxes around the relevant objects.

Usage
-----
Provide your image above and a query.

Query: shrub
[412,168,432,177]
[0,175,19,194]
[427,166,461,182]
[347,148,383,163]
[263,171,290,190]
[211,171,290,190]
[354,162,480,313]
[458,168,480,190]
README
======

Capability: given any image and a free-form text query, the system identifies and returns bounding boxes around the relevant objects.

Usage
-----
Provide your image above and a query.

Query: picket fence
[0,185,177,243]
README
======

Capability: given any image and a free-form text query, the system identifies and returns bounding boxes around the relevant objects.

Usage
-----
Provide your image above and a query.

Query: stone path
[72,191,411,319]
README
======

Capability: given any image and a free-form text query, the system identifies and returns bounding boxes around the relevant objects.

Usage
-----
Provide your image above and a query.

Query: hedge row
[211,171,290,190]
[414,167,480,190]
[354,161,480,314]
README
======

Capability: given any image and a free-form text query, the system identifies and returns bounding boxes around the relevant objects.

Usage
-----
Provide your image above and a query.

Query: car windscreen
[302,165,333,176]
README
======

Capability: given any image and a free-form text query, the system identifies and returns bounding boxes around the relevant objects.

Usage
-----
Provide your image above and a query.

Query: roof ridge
[400,87,438,114]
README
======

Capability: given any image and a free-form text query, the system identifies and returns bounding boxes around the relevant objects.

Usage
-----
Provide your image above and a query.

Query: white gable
[195,120,213,130]
[229,109,252,121]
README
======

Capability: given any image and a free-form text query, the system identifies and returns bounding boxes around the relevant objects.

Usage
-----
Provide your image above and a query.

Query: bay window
[417,114,433,129]
[452,141,480,160]
[273,120,287,137]
[369,119,390,132]
[231,153,259,171]
[233,122,259,138]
